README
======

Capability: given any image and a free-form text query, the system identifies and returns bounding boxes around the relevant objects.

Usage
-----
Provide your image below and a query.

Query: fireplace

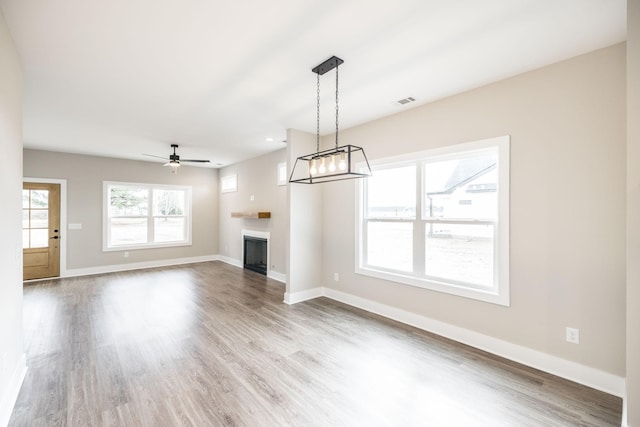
[243,236,268,275]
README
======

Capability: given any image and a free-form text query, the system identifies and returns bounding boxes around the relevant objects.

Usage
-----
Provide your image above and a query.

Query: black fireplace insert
[243,236,267,275]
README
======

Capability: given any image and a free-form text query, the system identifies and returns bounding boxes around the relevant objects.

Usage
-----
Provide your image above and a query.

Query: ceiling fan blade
[143,153,169,160]
[146,145,209,168]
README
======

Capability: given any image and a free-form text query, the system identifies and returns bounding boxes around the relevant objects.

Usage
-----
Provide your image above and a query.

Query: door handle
[50,236,59,240]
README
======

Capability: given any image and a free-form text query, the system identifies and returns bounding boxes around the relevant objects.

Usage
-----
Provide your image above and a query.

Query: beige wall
[23,150,218,271]
[217,149,287,276]
[627,0,640,425]
[286,129,323,298]
[0,9,24,426]
[322,44,626,377]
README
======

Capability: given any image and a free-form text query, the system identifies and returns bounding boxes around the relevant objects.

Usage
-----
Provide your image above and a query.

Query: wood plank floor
[10,261,622,426]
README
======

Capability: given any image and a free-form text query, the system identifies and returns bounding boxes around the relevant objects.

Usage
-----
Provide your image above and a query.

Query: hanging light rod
[289,56,372,185]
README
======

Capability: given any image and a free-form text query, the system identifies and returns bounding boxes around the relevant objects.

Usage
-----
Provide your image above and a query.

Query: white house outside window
[104,182,192,251]
[357,136,510,305]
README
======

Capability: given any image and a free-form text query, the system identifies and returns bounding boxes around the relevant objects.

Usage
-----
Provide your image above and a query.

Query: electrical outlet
[250,195,255,201]
[124,251,129,258]
[566,327,580,344]
[333,273,339,281]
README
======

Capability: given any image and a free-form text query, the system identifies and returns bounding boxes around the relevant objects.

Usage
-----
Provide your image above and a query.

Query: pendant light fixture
[289,56,371,184]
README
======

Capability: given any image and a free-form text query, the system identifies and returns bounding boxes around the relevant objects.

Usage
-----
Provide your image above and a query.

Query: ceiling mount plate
[312,56,344,75]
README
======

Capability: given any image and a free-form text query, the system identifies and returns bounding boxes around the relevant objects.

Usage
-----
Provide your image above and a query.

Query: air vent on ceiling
[397,97,416,105]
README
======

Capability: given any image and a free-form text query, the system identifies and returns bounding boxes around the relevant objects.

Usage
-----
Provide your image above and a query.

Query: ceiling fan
[143,144,210,174]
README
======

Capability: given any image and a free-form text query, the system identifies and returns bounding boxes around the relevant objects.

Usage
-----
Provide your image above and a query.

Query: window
[221,174,237,193]
[277,162,287,186]
[104,182,192,251]
[22,188,50,248]
[357,136,510,305]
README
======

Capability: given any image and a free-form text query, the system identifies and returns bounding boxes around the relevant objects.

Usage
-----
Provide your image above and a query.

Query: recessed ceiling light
[265,137,274,142]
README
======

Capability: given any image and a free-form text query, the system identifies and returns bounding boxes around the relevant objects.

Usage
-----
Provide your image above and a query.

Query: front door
[23,182,61,280]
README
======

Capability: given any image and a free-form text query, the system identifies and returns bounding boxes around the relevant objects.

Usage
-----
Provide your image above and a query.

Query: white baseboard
[218,255,242,268]
[62,255,218,278]
[0,353,26,427]
[292,287,624,398]
[268,270,286,284]
[284,287,323,305]
[218,256,287,284]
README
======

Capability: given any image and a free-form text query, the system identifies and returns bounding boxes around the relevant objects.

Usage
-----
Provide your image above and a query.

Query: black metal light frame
[289,56,372,184]
[289,144,371,184]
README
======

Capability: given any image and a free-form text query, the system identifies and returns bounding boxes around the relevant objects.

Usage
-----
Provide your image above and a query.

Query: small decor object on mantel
[231,212,271,219]
[289,56,372,184]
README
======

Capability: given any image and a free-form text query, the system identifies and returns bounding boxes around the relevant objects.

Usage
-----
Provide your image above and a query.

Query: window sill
[355,265,509,306]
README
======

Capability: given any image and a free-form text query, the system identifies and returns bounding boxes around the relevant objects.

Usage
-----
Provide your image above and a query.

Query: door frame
[23,178,67,278]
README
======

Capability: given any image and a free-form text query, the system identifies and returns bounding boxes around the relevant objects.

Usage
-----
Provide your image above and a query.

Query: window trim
[355,135,510,306]
[277,162,287,186]
[221,174,238,193]
[103,181,192,251]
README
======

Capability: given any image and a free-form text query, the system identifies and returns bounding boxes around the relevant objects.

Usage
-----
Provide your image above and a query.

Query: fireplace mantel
[231,211,271,219]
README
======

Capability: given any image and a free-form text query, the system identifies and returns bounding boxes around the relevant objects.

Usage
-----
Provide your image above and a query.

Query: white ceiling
[0,0,627,168]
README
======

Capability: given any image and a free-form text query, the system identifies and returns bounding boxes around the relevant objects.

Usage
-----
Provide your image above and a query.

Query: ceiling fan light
[169,160,180,174]
[150,145,209,174]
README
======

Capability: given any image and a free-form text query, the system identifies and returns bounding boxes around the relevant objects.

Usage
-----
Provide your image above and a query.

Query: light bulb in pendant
[309,159,317,175]
[338,153,347,171]
[328,155,336,172]
[319,157,326,174]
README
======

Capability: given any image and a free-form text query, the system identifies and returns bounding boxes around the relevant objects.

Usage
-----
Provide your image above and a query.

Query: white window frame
[277,162,287,186]
[221,174,238,193]
[356,135,510,306]
[103,181,192,251]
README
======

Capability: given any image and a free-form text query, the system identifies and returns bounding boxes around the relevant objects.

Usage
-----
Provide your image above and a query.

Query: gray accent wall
[23,150,218,271]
